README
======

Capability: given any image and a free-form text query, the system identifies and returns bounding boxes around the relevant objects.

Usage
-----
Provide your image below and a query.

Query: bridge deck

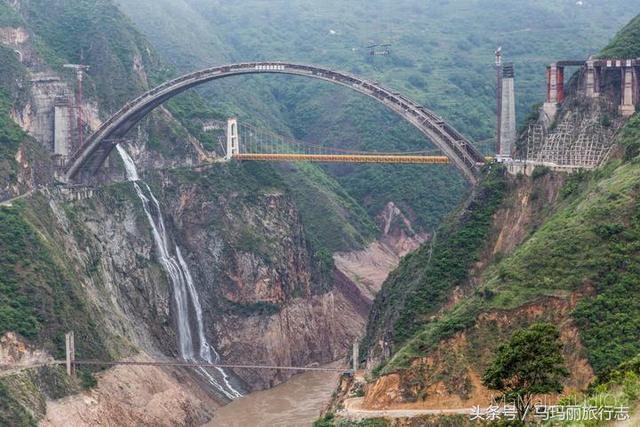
[235,153,493,164]
[235,153,452,164]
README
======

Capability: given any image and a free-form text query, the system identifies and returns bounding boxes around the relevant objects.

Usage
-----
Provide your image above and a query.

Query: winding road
[338,397,473,420]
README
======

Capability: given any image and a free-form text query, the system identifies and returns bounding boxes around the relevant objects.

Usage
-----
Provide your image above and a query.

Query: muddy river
[206,366,341,427]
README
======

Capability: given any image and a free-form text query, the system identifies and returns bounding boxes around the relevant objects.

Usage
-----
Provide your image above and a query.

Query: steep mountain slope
[333,13,640,418]
[0,0,379,424]
[0,43,50,198]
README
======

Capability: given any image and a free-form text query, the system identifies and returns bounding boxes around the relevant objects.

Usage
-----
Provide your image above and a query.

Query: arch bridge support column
[225,118,239,160]
[543,63,562,123]
[620,61,636,117]
[585,59,599,98]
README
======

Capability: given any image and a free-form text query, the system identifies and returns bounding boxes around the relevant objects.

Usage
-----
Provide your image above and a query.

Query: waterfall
[116,145,242,399]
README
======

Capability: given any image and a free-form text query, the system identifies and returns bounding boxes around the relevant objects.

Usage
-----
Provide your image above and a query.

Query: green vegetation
[0,46,28,106]
[0,208,42,338]
[78,368,98,389]
[0,380,37,427]
[482,323,569,421]
[392,166,507,345]
[378,108,640,379]
[545,355,640,426]
[19,0,160,110]
[0,201,109,360]
[0,2,23,26]
[272,82,468,231]
[223,300,281,317]
[0,47,29,192]
[282,162,377,253]
[0,366,77,426]
[119,0,636,236]
[314,414,391,427]
[600,14,640,58]
[314,413,473,426]
[363,165,507,357]
[0,90,26,187]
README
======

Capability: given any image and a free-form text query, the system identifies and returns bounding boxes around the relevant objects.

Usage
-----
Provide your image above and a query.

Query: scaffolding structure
[524,110,618,168]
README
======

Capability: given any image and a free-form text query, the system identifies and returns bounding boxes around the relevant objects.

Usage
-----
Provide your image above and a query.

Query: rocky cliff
[324,17,640,418]
[0,158,372,424]
[0,1,383,424]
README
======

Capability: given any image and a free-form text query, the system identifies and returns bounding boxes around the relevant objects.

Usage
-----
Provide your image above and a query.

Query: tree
[482,323,569,421]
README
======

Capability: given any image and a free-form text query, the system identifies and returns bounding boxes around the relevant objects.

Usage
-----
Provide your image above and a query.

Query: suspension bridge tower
[225,118,239,160]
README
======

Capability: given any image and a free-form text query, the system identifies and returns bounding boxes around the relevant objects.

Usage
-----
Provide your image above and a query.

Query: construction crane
[495,47,502,155]
[366,44,391,56]
[63,64,90,148]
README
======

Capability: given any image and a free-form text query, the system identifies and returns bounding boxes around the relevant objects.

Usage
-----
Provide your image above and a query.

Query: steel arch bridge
[64,62,487,184]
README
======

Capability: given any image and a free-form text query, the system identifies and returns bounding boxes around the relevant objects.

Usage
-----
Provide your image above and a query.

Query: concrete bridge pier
[585,59,600,98]
[543,63,564,123]
[620,61,636,116]
[497,64,516,161]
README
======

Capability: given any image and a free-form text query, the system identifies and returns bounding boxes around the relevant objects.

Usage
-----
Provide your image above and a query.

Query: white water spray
[116,145,242,399]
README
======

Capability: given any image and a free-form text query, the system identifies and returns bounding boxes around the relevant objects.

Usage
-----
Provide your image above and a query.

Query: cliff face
[334,202,428,300]
[0,1,379,424]
[0,158,370,423]
[145,164,368,389]
[337,166,600,412]
[343,24,640,410]
[39,162,369,387]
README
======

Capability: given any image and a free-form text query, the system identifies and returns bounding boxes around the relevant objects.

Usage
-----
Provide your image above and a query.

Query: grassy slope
[381,116,640,376]
[0,42,27,181]
[0,187,147,424]
[369,12,640,378]
[0,197,112,360]
[0,44,53,199]
[600,15,640,58]
[19,0,159,109]
[0,90,25,189]
[362,165,508,356]
[0,197,113,426]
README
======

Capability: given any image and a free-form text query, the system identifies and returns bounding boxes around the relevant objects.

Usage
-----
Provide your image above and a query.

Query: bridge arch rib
[64,62,486,184]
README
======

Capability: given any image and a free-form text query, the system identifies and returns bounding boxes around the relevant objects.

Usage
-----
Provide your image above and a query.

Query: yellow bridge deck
[235,153,455,164]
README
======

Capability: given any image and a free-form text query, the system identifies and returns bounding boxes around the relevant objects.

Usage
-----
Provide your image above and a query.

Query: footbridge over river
[63,62,488,184]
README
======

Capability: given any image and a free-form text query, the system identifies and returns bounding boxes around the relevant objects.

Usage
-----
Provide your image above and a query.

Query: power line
[0,360,348,373]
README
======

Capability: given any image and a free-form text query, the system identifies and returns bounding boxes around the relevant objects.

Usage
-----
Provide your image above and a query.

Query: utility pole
[352,340,359,373]
[65,331,76,377]
[63,64,90,149]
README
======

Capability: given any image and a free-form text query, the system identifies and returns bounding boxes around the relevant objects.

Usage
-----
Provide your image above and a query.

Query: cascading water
[116,145,242,399]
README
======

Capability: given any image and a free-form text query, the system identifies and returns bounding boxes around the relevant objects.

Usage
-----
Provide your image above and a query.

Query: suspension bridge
[61,62,489,184]
[0,332,356,380]
[207,117,489,165]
